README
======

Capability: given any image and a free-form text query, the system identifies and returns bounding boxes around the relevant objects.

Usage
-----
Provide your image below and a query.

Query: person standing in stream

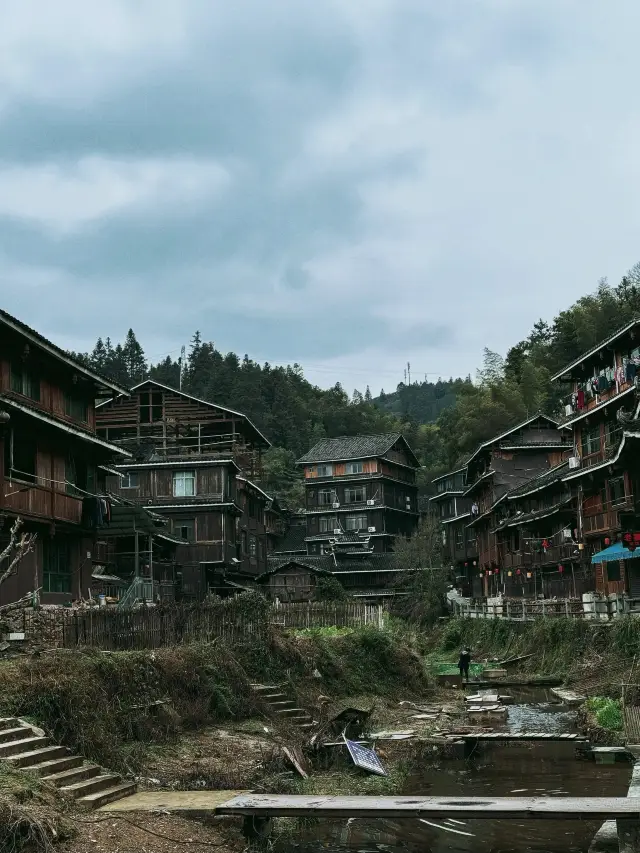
[458,648,471,682]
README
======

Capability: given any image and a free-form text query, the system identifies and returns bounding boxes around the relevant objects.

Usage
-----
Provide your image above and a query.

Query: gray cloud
[1,0,640,391]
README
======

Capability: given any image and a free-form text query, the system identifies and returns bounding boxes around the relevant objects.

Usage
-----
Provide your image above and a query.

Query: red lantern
[494,568,499,574]
[558,565,564,573]
[516,569,521,575]
[604,537,611,546]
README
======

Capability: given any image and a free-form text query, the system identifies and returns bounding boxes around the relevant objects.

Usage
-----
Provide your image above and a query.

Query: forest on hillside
[71,261,640,505]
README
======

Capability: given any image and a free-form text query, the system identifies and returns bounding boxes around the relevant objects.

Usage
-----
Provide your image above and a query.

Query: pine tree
[90,338,107,371]
[122,329,147,385]
[364,385,372,402]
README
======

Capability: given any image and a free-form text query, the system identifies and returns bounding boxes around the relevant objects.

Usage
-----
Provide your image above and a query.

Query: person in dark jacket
[458,648,471,682]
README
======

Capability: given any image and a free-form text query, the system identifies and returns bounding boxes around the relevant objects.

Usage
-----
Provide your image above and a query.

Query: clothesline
[4,468,110,500]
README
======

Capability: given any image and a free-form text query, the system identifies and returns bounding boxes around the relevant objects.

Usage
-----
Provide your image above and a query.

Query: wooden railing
[454,598,585,620]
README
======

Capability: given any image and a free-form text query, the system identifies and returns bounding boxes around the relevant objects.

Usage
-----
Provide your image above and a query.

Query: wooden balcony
[3,480,82,525]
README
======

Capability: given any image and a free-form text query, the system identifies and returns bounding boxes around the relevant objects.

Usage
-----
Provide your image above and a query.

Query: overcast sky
[1,2,640,394]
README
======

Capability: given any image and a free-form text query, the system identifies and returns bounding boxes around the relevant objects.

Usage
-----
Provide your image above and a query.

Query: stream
[278,688,632,853]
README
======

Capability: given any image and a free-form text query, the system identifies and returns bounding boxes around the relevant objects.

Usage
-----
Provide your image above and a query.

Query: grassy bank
[0,626,430,775]
[429,616,640,689]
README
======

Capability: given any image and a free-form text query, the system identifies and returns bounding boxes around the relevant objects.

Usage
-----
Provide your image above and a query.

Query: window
[43,539,72,594]
[345,461,364,475]
[173,470,195,497]
[139,391,164,424]
[581,426,601,457]
[249,535,257,558]
[4,431,37,484]
[345,514,368,531]
[454,527,464,548]
[318,489,334,505]
[316,464,333,477]
[608,477,627,507]
[174,519,195,541]
[65,456,95,497]
[319,516,338,533]
[121,471,140,489]
[10,363,40,402]
[64,393,88,423]
[345,486,366,503]
[606,560,621,582]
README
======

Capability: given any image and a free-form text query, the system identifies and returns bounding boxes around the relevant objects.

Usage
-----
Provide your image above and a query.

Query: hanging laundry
[597,373,608,393]
[577,389,585,410]
[627,361,637,383]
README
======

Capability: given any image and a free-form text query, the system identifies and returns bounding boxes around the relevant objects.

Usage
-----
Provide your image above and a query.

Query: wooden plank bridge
[103,793,640,848]
[214,794,640,820]
[446,732,587,742]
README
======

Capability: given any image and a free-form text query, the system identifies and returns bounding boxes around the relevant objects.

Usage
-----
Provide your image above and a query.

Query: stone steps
[0,719,136,809]
[251,683,315,730]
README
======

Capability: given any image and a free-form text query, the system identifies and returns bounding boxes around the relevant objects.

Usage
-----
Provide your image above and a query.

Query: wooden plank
[215,795,640,820]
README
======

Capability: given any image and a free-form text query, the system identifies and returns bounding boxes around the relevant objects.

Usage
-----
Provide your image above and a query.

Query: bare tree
[0,519,36,588]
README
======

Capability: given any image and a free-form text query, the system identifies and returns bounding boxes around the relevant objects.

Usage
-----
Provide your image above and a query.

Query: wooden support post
[149,535,154,602]
[617,818,640,852]
[134,530,139,579]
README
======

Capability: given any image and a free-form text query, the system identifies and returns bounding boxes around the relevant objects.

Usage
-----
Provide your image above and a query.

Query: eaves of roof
[0,396,132,457]
[562,429,640,482]
[551,317,640,382]
[236,476,273,502]
[463,469,494,496]
[431,466,467,484]
[466,493,508,528]
[0,309,130,396]
[441,512,471,525]
[507,462,570,500]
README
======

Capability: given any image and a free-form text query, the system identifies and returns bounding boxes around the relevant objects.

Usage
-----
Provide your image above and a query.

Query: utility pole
[407,362,411,385]
[403,368,407,384]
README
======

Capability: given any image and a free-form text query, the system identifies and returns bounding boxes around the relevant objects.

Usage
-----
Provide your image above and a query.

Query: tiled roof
[261,551,398,579]
[272,524,308,555]
[493,497,573,532]
[0,308,129,395]
[297,433,419,466]
[261,555,333,578]
[507,461,570,499]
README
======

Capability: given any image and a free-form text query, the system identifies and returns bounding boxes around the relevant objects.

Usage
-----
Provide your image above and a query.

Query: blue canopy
[591,541,638,564]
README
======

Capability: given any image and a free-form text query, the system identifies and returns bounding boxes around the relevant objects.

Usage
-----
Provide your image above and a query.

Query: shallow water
[276,691,632,853]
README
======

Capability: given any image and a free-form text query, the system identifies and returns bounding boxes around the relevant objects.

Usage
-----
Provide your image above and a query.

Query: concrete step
[270,701,296,709]
[0,718,21,731]
[77,782,137,810]
[0,736,49,757]
[297,723,315,730]
[275,708,308,717]
[263,694,288,702]
[8,745,69,768]
[0,726,34,744]
[251,684,283,693]
[61,774,122,800]
[28,755,84,777]
[43,764,102,787]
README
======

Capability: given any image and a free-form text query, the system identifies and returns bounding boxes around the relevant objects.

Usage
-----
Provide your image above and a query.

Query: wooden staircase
[251,684,316,731]
[0,717,136,809]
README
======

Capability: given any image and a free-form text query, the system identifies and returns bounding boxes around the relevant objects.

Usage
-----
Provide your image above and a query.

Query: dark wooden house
[461,414,571,596]
[551,319,640,597]
[0,309,130,605]
[297,433,420,555]
[430,468,478,594]
[96,380,273,596]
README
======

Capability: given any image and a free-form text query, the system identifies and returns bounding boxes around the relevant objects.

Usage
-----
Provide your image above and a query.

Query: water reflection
[276,695,631,853]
